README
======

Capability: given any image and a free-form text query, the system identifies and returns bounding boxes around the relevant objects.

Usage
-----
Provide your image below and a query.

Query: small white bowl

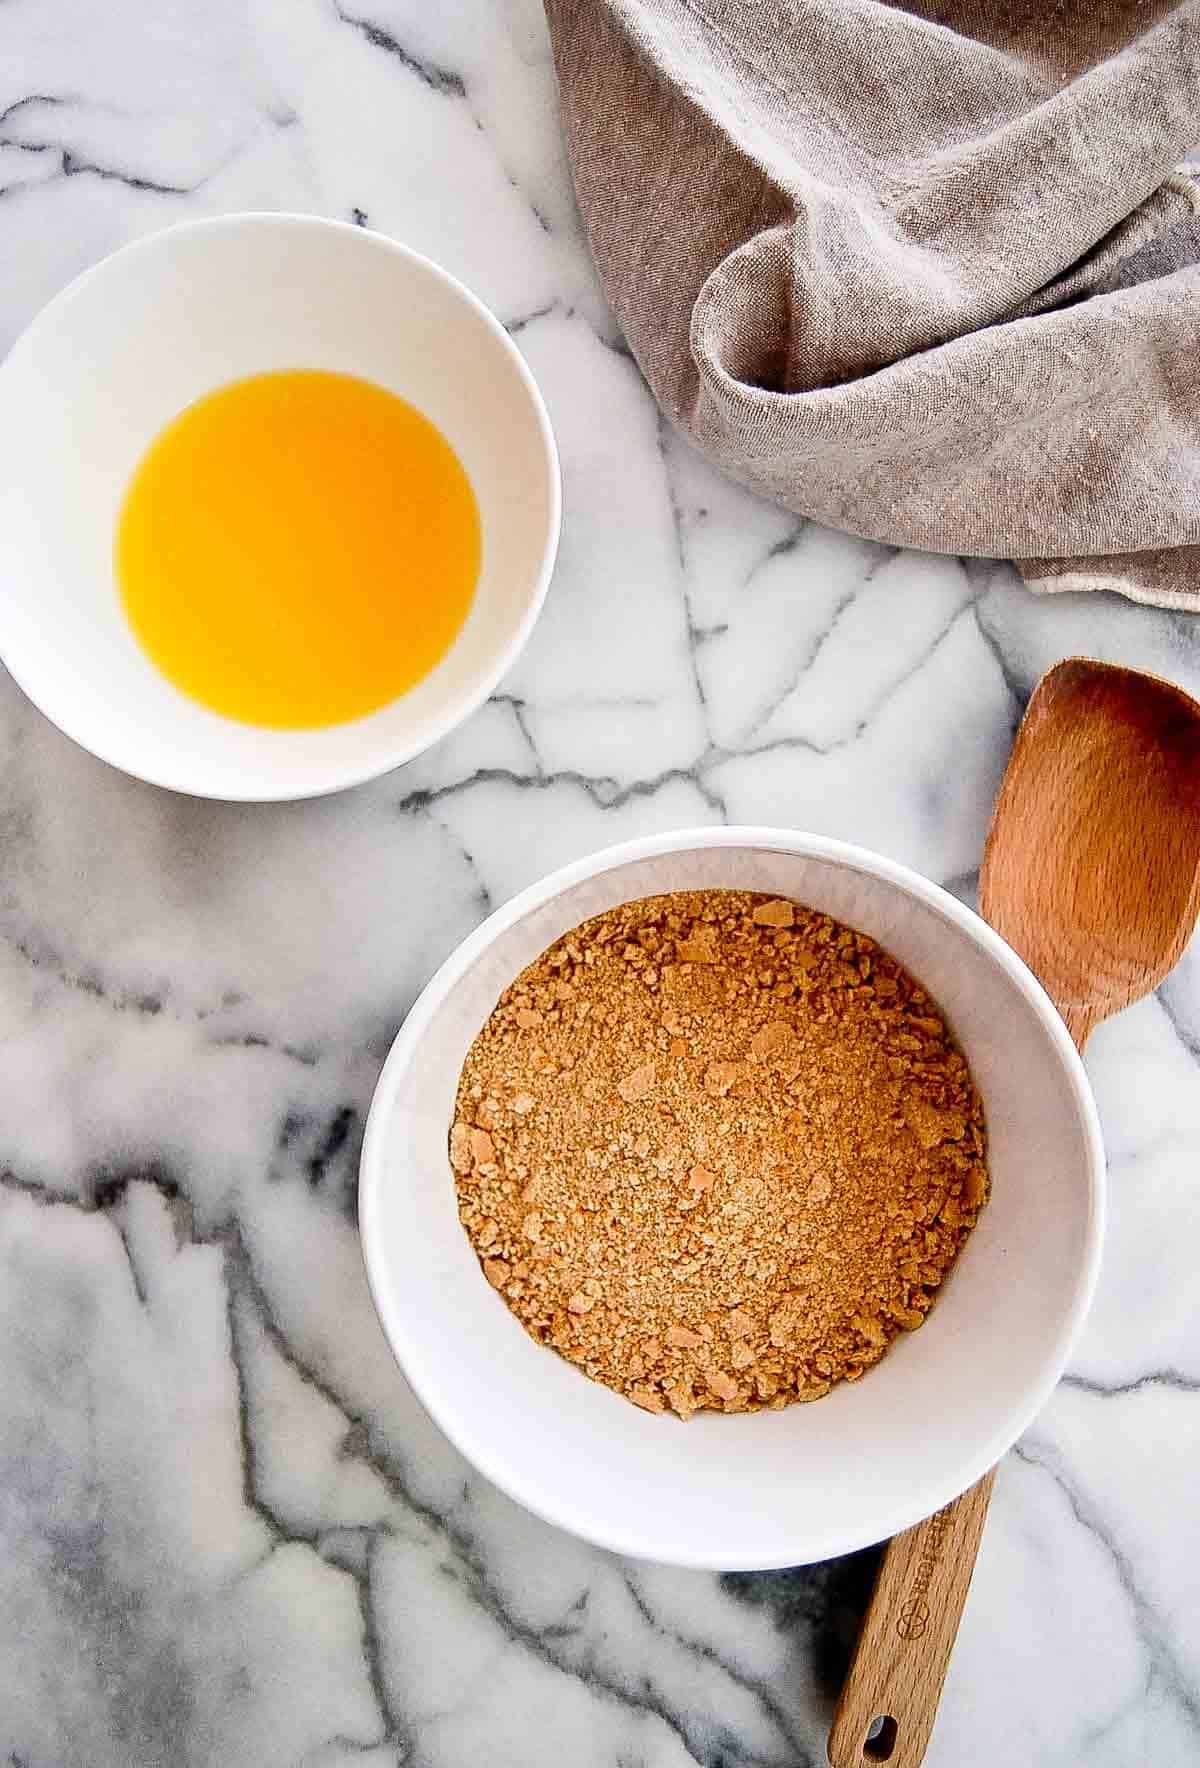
[360,828,1105,1570]
[0,214,559,800]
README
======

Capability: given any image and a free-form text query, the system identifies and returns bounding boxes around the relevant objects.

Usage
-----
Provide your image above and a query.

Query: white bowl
[360,828,1104,1570]
[0,214,559,800]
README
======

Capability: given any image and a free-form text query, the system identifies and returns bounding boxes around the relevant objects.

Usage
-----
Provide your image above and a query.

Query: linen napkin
[544,0,1200,609]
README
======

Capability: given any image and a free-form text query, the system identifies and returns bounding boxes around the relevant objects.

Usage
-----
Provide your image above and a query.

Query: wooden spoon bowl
[982,659,1200,1045]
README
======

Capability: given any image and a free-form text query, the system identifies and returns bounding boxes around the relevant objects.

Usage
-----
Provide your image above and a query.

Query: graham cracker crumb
[450,889,988,1418]
[618,1062,656,1103]
[449,1123,473,1174]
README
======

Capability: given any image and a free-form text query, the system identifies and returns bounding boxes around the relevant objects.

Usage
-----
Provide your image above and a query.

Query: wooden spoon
[829,657,1200,1768]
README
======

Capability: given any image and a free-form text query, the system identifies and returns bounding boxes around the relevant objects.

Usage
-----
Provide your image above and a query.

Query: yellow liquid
[116,369,480,728]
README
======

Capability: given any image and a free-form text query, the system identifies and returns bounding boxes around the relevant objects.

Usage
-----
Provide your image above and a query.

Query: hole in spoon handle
[863,1714,898,1759]
[827,1470,997,1768]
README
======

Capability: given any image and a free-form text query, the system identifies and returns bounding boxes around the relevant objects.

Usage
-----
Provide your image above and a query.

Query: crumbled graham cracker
[451,890,988,1418]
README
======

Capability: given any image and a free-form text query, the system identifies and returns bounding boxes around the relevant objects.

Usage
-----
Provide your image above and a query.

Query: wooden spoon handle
[827,1469,996,1768]
[829,997,1088,1767]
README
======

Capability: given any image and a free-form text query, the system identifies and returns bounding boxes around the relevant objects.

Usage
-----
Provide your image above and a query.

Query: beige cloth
[544,0,1200,609]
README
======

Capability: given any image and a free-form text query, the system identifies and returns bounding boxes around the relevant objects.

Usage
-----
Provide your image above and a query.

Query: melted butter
[116,369,480,728]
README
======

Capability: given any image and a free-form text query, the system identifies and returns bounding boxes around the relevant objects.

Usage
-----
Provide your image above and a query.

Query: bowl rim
[359,825,1106,1568]
[0,210,561,802]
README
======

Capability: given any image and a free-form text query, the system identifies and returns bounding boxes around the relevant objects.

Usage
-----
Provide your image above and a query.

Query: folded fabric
[544,0,1200,608]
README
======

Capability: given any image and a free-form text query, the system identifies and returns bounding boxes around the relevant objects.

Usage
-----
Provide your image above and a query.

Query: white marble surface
[1,3,1199,1764]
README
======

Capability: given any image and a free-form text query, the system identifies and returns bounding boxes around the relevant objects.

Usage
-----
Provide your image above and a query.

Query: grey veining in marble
[1,2,1199,1764]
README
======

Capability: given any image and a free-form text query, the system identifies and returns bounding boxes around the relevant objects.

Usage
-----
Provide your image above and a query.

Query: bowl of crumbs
[359,828,1104,1568]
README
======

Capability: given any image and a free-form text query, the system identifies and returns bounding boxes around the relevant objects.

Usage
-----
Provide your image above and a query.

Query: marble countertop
[2,3,1199,1764]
